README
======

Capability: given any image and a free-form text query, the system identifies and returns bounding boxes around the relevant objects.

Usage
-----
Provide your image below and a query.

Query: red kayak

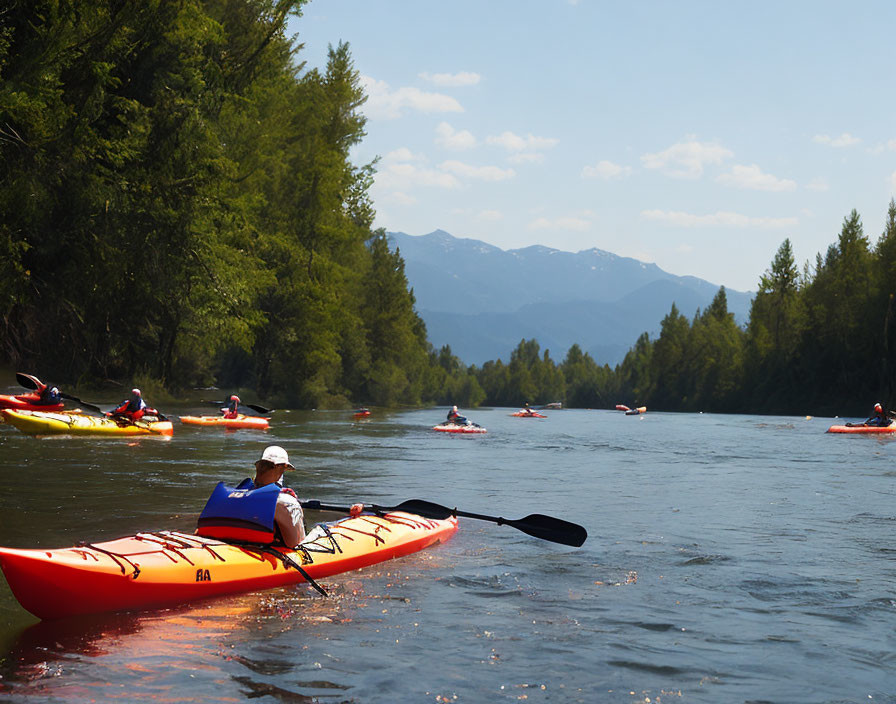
[0,510,457,620]
[511,411,546,418]
[0,393,64,413]
[826,424,896,434]
[432,422,487,434]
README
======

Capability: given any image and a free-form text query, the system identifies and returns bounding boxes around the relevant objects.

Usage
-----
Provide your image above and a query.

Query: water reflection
[1,408,895,702]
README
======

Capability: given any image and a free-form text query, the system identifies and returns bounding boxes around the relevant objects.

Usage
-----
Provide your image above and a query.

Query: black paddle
[202,400,273,415]
[301,499,587,547]
[15,372,42,391]
[59,393,103,414]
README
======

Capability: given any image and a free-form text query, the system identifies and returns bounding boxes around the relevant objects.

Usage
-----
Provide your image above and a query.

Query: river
[0,406,894,703]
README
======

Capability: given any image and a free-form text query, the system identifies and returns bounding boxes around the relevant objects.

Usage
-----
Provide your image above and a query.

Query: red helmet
[874,402,883,413]
[230,395,240,403]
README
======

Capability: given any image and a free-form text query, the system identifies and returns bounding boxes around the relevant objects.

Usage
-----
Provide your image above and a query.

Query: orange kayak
[0,510,457,620]
[180,414,269,430]
[826,424,896,434]
[511,411,546,418]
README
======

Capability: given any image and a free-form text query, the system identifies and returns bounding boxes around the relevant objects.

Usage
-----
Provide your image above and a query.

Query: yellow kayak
[0,409,174,436]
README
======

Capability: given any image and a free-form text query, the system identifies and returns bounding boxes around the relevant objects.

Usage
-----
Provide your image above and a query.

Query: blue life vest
[196,481,280,543]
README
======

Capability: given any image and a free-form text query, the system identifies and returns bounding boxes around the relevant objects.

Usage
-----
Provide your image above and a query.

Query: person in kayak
[447,405,468,424]
[522,403,536,416]
[245,445,307,545]
[18,375,63,406]
[108,388,157,422]
[221,395,240,419]
[197,445,363,547]
[34,384,62,406]
[862,402,892,427]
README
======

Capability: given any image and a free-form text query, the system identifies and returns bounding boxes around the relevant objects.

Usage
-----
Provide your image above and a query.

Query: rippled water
[0,407,894,703]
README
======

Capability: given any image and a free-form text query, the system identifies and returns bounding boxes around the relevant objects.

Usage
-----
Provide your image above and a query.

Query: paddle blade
[506,514,588,547]
[59,393,103,414]
[16,373,41,390]
[389,499,454,520]
[245,404,272,414]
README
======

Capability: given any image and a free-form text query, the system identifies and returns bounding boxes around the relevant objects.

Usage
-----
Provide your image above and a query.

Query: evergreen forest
[2,2,894,416]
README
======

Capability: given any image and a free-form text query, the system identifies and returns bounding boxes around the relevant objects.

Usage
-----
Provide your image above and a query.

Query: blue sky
[291,1,896,292]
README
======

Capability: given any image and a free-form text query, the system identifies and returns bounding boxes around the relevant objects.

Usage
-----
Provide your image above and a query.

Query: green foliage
[465,200,896,417]
[0,1,462,408]
[4,4,893,415]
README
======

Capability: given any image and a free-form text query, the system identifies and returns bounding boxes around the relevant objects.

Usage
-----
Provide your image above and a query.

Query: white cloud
[383,147,424,163]
[528,216,592,231]
[582,160,631,180]
[641,137,733,178]
[487,131,559,153]
[813,133,860,147]
[508,152,546,165]
[476,210,503,222]
[440,160,515,181]
[806,178,829,192]
[869,139,896,155]
[435,122,477,150]
[419,71,481,87]
[361,75,463,119]
[641,209,798,228]
[376,149,460,190]
[390,192,417,205]
[717,164,797,192]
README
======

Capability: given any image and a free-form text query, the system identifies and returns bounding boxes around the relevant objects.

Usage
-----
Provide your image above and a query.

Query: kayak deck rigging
[0,510,457,619]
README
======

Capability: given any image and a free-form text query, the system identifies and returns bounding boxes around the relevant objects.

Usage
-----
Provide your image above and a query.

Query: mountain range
[388,230,754,366]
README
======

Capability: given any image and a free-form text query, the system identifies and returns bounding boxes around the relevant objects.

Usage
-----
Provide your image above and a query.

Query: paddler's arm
[275,494,306,545]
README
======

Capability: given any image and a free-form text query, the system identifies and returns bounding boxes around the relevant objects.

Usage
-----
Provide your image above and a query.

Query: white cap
[260,445,294,470]
[452,405,458,411]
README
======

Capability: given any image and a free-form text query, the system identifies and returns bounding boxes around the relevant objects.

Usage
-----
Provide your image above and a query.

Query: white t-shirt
[274,491,305,546]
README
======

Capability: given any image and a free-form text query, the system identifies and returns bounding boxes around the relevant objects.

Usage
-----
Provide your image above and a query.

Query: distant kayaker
[35,384,62,406]
[863,402,892,427]
[523,403,535,416]
[447,405,468,424]
[221,395,240,419]
[108,388,156,421]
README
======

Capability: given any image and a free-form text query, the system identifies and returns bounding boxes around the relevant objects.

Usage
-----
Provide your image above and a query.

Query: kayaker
[35,384,62,406]
[221,395,240,419]
[108,388,156,421]
[199,445,364,547]
[447,405,468,424]
[523,403,535,416]
[863,402,892,427]
[243,445,307,545]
